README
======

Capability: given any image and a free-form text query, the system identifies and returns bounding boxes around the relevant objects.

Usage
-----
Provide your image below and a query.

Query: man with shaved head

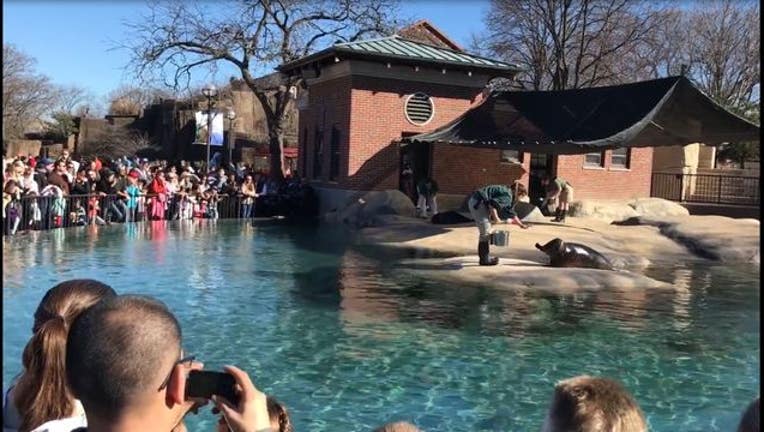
[64,295,272,432]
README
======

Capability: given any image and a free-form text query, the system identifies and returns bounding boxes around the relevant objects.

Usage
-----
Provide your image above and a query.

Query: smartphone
[185,370,240,406]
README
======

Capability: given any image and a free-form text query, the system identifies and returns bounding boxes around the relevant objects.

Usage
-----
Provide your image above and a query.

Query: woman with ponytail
[3,279,116,432]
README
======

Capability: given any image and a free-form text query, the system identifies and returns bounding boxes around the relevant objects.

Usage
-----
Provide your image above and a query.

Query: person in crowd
[165,171,181,220]
[46,159,71,196]
[511,181,530,205]
[540,375,647,432]
[2,279,116,432]
[3,180,22,235]
[737,397,759,432]
[373,421,422,432]
[70,170,90,217]
[33,159,51,192]
[240,174,258,219]
[468,184,529,266]
[40,183,67,229]
[149,170,168,220]
[64,160,76,184]
[220,173,240,218]
[415,177,439,218]
[541,175,574,223]
[123,171,141,223]
[21,165,40,197]
[97,170,126,223]
[63,294,272,432]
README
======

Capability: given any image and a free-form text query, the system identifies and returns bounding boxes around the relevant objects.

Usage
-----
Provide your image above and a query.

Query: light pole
[226,110,236,167]
[202,84,218,172]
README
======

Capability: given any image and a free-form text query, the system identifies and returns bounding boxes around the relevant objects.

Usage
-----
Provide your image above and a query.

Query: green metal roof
[279,35,521,73]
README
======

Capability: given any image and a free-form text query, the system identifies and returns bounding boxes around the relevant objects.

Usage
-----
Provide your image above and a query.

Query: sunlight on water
[2,220,760,431]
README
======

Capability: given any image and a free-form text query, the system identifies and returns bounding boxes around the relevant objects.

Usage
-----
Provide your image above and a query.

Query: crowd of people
[2,150,318,235]
[2,278,759,432]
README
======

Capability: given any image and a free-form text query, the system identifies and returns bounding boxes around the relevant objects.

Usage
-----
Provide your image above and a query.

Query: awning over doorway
[402,76,759,154]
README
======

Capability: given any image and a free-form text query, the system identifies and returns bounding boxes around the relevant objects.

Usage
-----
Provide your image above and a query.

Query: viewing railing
[651,172,760,206]
[2,193,252,236]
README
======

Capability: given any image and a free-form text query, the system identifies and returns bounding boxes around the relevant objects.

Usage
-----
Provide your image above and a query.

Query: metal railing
[2,193,254,236]
[651,172,760,206]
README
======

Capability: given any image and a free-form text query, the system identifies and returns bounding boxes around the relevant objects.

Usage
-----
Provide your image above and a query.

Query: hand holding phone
[185,370,240,406]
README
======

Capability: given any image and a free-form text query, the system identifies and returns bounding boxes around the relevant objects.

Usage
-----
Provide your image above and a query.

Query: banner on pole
[194,111,224,146]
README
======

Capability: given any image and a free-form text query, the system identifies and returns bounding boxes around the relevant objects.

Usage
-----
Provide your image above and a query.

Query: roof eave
[278,47,522,78]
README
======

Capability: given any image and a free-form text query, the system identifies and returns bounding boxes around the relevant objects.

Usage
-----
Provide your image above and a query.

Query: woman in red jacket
[148,171,167,220]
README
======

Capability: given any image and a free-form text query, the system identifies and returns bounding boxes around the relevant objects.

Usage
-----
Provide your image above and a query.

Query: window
[584,151,605,167]
[610,147,630,168]
[312,127,323,179]
[500,150,523,164]
[404,93,435,126]
[329,125,341,181]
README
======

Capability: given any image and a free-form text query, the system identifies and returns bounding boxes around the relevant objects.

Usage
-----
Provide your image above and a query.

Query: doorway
[528,153,556,206]
[399,135,432,202]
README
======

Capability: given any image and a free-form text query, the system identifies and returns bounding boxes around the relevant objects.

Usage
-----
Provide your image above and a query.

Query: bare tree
[478,0,666,91]
[685,0,760,109]
[2,44,59,139]
[80,128,159,159]
[121,0,400,179]
[106,84,175,115]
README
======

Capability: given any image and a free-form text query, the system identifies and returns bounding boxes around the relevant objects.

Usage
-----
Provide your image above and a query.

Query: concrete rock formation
[570,198,688,223]
[325,189,416,228]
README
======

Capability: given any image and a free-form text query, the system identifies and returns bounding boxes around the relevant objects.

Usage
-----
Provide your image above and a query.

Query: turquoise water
[2,220,759,431]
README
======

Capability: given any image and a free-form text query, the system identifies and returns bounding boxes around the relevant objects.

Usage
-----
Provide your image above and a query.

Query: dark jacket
[474,185,516,220]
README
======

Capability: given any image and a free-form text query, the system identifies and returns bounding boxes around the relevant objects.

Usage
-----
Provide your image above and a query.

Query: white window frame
[610,147,630,169]
[583,151,605,168]
[500,149,523,164]
[404,93,435,126]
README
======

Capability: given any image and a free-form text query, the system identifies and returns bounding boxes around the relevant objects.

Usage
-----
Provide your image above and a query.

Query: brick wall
[343,78,484,190]
[556,147,653,199]
[299,76,353,184]
[433,146,529,194]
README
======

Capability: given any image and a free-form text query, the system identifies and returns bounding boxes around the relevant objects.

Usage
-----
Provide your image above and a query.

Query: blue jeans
[106,199,126,223]
[241,203,253,219]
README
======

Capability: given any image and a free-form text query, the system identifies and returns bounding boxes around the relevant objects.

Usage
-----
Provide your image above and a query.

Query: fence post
[717,176,723,204]
[678,174,684,201]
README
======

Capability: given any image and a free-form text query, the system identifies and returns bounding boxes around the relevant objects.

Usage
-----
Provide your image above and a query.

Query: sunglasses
[157,353,196,391]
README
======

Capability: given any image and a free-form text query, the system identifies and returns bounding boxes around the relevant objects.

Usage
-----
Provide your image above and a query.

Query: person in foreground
[468,183,529,266]
[64,294,272,432]
[373,421,422,432]
[737,397,759,432]
[540,375,647,432]
[3,279,116,432]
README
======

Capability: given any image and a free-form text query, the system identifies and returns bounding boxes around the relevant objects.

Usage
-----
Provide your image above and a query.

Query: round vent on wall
[404,93,434,126]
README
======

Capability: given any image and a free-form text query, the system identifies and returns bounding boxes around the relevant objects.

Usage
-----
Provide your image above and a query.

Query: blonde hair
[373,421,422,432]
[543,375,646,432]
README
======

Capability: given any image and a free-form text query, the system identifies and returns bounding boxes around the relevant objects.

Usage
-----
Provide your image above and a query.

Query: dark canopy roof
[403,76,759,154]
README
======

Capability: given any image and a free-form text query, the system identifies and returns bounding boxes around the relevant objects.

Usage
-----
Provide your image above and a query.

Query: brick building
[280,22,758,212]
[280,23,523,211]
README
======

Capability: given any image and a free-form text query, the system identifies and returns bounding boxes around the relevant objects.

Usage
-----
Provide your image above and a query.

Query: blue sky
[3,0,490,102]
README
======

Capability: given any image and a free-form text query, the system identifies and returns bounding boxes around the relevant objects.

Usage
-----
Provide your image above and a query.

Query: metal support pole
[206,96,212,173]
[229,119,235,166]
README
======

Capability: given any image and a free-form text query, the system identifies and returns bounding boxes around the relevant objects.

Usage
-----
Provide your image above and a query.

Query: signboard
[194,111,224,146]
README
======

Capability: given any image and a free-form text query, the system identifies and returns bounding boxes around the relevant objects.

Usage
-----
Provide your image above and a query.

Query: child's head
[267,397,293,432]
[541,375,646,432]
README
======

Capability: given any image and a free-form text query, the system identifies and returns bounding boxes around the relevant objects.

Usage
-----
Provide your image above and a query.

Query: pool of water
[2,220,759,431]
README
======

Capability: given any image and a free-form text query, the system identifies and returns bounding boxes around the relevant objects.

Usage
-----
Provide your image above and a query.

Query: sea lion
[535,238,613,270]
